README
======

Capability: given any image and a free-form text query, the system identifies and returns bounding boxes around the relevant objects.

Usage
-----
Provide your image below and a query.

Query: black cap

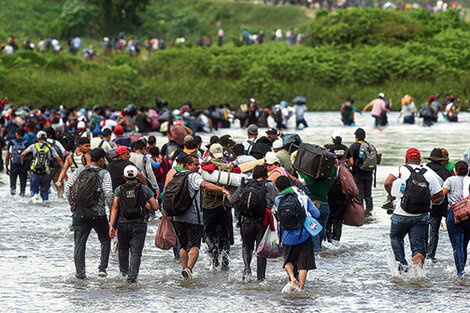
[354,128,366,140]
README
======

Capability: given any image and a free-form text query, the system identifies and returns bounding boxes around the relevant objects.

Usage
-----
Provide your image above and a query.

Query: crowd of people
[341,92,464,127]
[1,94,469,289]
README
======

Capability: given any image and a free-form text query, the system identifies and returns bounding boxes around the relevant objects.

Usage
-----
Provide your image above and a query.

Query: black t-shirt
[107,159,134,191]
[346,141,371,175]
[325,143,349,161]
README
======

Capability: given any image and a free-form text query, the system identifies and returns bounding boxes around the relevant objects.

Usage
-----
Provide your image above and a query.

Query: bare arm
[147,197,159,211]
[163,168,177,191]
[5,150,10,175]
[362,102,373,113]
[431,190,444,203]
[56,156,72,187]
[109,197,119,238]
[384,174,397,201]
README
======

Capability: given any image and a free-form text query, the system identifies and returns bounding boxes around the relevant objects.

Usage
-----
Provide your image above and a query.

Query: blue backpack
[10,139,27,165]
[278,192,305,231]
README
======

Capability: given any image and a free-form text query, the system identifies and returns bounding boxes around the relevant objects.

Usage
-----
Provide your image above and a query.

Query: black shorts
[173,222,203,251]
[283,237,316,271]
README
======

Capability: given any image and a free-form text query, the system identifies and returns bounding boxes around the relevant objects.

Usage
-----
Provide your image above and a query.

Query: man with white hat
[21,130,64,200]
[324,130,348,161]
[109,165,159,283]
[272,139,295,176]
[362,92,390,128]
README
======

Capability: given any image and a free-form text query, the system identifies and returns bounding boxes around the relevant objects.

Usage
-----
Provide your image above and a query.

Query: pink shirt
[369,99,386,117]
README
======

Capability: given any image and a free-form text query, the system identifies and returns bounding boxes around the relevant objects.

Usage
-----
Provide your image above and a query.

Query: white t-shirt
[443,176,466,205]
[295,104,307,120]
[390,164,442,216]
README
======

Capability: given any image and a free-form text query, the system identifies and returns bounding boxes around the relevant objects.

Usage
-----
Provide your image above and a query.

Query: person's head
[184,135,198,150]
[265,151,280,172]
[16,127,25,139]
[354,128,365,141]
[455,161,469,176]
[194,135,202,149]
[132,140,146,153]
[149,146,160,158]
[147,135,156,147]
[78,137,91,153]
[405,148,421,165]
[37,130,47,142]
[219,135,235,150]
[275,175,292,192]
[266,128,278,142]
[175,152,187,166]
[183,154,200,172]
[89,147,106,166]
[378,92,385,99]
[232,144,245,157]
[252,165,268,180]
[441,148,450,166]
[426,148,448,165]
[114,124,124,136]
[445,93,452,99]
[247,124,258,139]
[332,130,342,144]
[206,135,219,149]
[27,123,35,133]
[43,127,56,139]
[114,146,130,160]
[102,128,112,140]
[209,143,224,159]
[123,165,138,181]
[272,139,284,152]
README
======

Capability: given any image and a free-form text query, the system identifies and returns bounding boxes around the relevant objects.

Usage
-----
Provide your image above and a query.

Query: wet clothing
[240,216,267,280]
[107,159,134,191]
[283,236,316,271]
[73,215,110,279]
[173,222,204,251]
[30,172,51,200]
[326,175,348,242]
[347,141,373,212]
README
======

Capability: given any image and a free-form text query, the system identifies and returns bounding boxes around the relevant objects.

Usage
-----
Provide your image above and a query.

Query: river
[1,111,469,312]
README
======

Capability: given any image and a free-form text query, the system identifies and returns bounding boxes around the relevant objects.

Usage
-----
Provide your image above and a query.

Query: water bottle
[359,149,365,159]
[391,178,405,198]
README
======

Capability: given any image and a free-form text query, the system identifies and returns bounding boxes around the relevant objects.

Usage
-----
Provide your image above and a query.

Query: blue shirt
[275,190,320,245]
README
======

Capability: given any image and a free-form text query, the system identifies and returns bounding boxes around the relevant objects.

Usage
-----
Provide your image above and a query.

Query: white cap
[272,139,284,149]
[172,109,180,116]
[331,130,342,139]
[123,165,138,179]
[265,151,280,165]
[77,121,86,130]
[37,131,47,139]
[378,92,385,98]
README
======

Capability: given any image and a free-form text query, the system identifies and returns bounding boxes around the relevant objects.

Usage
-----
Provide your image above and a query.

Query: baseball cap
[429,96,435,101]
[114,124,124,134]
[266,127,278,135]
[114,145,129,157]
[123,165,138,179]
[272,139,284,149]
[184,135,194,145]
[378,92,385,98]
[209,143,224,159]
[37,130,47,139]
[247,124,258,135]
[405,148,421,160]
[331,130,342,139]
[77,121,86,130]
[265,151,280,165]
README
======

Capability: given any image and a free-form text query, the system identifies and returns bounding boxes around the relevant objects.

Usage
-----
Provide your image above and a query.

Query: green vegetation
[1,3,470,110]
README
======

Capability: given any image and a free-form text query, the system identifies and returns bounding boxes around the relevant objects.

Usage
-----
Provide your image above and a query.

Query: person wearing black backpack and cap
[64,147,114,279]
[347,128,377,216]
[229,165,278,282]
[108,165,159,283]
[384,148,443,277]
[275,176,320,292]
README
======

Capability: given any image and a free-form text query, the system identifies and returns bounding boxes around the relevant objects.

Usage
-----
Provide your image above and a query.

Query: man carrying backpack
[44,127,66,198]
[275,176,320,291]
[5,127,28,196]
[165,154,230,279]
[384,148,443,277]
[108,165,159,283]
[347,128,377,216]
[64,148,113,279]
[21,131,64,201]
[229,165,278,282]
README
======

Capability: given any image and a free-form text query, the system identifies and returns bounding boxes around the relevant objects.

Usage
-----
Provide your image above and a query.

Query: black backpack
[163,171,195,216]
[278,192,305,230]
[71,167,103,210]
[118,182,148,219]
[238,179,267,218]
[249,136,272,160]
[49,139,65,169]
[401,165,431,214]
[10,139,27,166]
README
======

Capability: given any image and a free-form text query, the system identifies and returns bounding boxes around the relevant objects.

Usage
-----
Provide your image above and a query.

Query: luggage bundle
[293,143,335,180]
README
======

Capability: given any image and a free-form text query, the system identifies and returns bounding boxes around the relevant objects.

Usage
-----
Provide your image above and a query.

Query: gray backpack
[358,141,378,172]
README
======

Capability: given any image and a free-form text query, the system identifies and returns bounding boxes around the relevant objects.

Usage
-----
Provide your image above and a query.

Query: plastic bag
[155,216,177,250]
[304,215,322,237]
[256,216,283,259]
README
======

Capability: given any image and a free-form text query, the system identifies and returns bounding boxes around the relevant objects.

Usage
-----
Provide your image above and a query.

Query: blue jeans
[313,203,330,252]
[390,214,428,266]
[373,115,381,128]
[30,173,51,200]
[446,209,470,274]
[118,219,148,282]
[427,215,442,259]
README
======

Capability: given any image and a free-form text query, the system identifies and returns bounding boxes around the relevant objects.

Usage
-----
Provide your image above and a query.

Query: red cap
[429,96,435,101]
[405,148,421,160]
[114,125,124,134]
[114,145,129,157]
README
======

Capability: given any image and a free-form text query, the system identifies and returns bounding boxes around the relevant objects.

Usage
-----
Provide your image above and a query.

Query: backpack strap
[98,139,105,148]
[71,152,79,169]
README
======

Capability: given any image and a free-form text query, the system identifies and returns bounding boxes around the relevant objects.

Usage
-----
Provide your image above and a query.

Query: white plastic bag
[256,216,283,259]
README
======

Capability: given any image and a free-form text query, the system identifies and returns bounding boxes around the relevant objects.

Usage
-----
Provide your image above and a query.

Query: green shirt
[445,161,455,172]
[299,166,337,203]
